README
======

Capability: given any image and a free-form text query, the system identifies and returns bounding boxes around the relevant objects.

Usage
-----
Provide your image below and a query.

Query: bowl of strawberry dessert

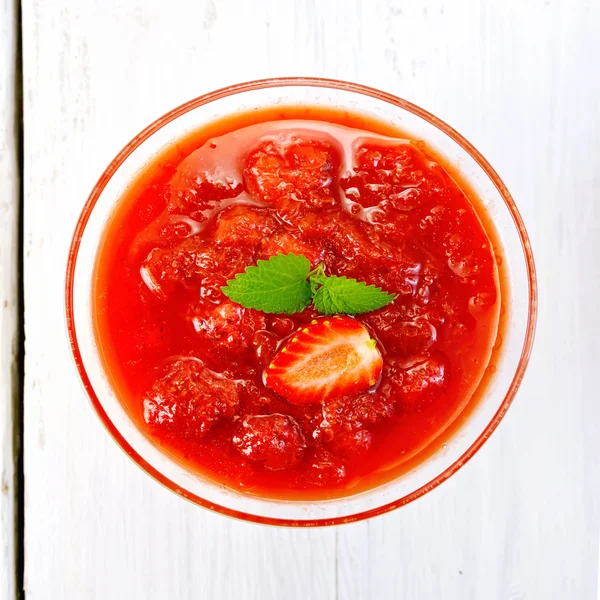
[66,78,536,525]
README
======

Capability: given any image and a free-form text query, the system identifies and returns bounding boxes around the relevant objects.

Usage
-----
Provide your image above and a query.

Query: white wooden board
[0,0,18,596]
[22,0,600,598]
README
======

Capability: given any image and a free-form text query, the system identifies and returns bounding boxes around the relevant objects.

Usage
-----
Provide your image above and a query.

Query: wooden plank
[22,0,600,598]
[21,1,339,598]
[336,1,600,598]
[0,0,19,597]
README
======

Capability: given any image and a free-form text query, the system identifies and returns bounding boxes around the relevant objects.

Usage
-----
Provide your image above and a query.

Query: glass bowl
[66,77,537,526]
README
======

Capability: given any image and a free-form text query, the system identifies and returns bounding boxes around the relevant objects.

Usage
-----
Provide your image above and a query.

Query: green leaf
[312,275,395,315]
[221,253,312,315]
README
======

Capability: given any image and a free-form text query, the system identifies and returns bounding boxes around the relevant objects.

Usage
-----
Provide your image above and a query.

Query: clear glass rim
[65,77,538,527]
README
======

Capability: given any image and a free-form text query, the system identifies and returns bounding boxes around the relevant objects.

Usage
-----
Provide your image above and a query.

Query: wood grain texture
[0,0,18,597]
[21,0,600,599]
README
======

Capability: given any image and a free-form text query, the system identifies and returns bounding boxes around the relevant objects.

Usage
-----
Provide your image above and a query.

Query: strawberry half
[264,316,383,405]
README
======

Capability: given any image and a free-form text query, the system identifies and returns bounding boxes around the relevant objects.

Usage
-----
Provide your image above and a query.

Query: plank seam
[13,0,24,597]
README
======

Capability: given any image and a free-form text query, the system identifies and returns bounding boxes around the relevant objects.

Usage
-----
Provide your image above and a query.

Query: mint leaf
[221,253,312,314]
[312,275,395,315]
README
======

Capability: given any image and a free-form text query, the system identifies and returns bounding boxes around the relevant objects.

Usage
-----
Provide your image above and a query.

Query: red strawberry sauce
[93,106,504,500]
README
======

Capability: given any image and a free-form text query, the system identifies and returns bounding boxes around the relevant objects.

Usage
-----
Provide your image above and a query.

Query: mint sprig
[222,253,395,316]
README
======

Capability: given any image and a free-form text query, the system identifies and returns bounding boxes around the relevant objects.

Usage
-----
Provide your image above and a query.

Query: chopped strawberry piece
[238,387,292,417]
[380,353,447,410]
[318,392,392,458]
[159,219,197,242]
[244,139,339,216]
[142,359,240,439]
[363,305,437,356]
[322,391,395,429]
[232,413,306,471]
[141,237,252,297]
[355,242,424,296]
[340,143,445,209]
[265,316,383,405]
[327,427,372,458]
[289,403,324,440]
[187,300,265,351]
[258,230,324,266]
[298,212,392,275]
[400,355,446,400]
[168,176,243,222]
[212,205,278,248]
[385,317,437,355]
[167,145,244,221]
[358,258,422,296]
[141,236,206,293]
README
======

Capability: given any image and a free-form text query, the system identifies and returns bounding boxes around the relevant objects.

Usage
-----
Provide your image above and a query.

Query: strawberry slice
[264,316,382,405]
